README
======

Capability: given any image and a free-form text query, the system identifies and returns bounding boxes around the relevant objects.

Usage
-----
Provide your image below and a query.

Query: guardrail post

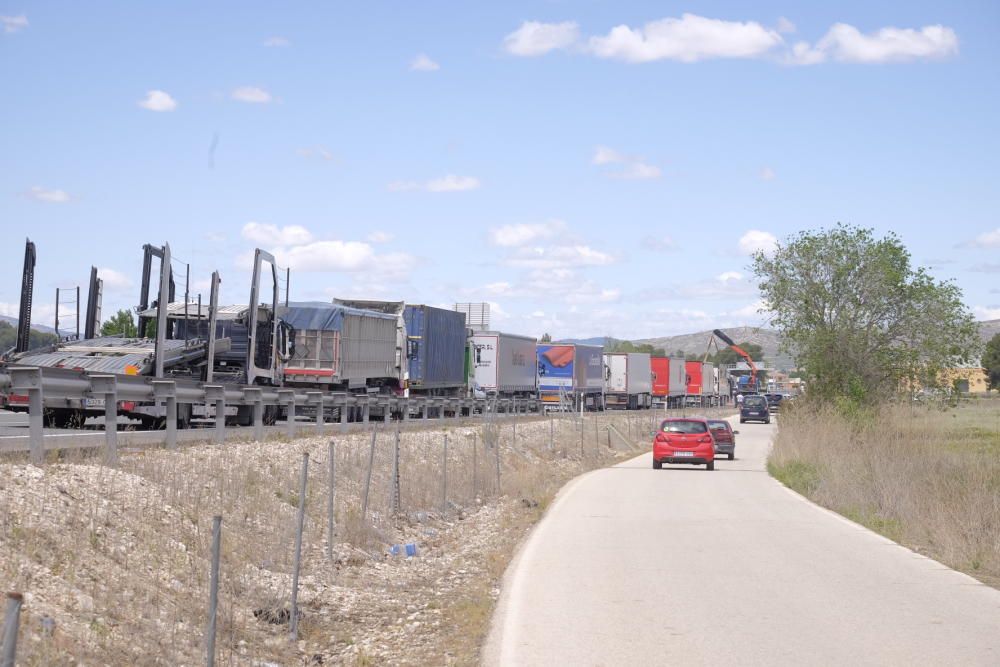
[89,374,118,466]
[204,385,225,445]
[422,399,430,421]
[308,392,324,433]
[152,380,177,450]
[2,592,23,667]
[362,398,370,425]
[278,390,296,439]
[402,399,410,422]
[338,396,349,427]
[242,387,264,441]
[10,368,44,465]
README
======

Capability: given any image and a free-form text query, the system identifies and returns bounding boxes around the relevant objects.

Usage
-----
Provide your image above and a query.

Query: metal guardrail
[0,365,540,464]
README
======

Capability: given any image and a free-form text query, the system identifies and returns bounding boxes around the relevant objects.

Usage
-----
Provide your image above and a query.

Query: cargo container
[685,360,704,395]
[469,331,537,396]
[603,352,652,409]
[701,362,717,396]
[537,343,605,411]
[651,356,687,407]
[280,302,401,391]
[403,304,466,394]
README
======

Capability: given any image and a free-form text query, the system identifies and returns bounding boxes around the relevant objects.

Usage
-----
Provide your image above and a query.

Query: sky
[2,1,999,341]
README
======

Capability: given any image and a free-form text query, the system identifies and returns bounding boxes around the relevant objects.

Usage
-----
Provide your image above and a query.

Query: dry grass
[0,408,679,665]
[769,398,1000,587]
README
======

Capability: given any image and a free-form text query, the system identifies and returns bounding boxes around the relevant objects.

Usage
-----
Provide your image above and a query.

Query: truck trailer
[651,356,687,408]
[403,304,467,395]
[603,352,652,410]
[537,343,605,411]
[469,331,537,397]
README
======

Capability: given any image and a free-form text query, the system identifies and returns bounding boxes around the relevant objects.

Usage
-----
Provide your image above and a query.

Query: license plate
[84,398,105,408]
[749,411,760,416]
[673,451,694,457]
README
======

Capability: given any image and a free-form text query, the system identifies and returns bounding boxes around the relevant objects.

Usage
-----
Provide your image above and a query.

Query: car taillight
[698,435,711,443]
[654,433,667,444]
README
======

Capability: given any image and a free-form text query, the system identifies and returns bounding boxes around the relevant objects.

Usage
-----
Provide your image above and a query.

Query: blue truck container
[403,304,467,394]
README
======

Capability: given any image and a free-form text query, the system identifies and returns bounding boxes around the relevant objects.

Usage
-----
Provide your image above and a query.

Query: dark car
[765,393,784,413]
[740,395,770,424]
[707,420,737,460]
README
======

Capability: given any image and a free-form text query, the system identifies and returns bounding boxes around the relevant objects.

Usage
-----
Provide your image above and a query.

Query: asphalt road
[485,418,1000,666]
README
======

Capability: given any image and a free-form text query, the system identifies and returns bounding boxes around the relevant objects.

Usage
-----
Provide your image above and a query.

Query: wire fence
[0,407,734,664]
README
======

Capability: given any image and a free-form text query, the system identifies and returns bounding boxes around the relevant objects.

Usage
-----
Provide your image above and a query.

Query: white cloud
[612,162,661,180]
[968,227,1000,248]
[1,14,28,33]
[231,86,273,104]
[367,231,394,244]
[592,145,626,165]
[0,301,56,326]
[716,271,743,283]
[643,235,678,252]
[138,90,177,112]
[592,145,661,179]
[728,299,768,319]
[297,145,334,160]
[786,41,826,66]
[410,53,440,71]
[813,23,958,64]
[489,220,567,247]
[972,306,1000,321]
[278,241,376,272]
[759,166,776,181]
[738,229,778,255]
[427,174,480,192]
[25,186,70,203]
[970,263,1000,274]
[506,244,615,270]
[776,17,796,34]
[588,14,783,63]
[504,20,580,56]
[97,268,132,291]
[241,222,313,247]
[390,175,481,192]
[263,36,289,47]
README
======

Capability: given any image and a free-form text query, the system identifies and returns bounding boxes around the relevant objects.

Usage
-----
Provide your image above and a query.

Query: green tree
[0,320,59,353]
[752,224,980,404]
[540,332,552,343]
[100,309,138,337]
[984,333,1000,392]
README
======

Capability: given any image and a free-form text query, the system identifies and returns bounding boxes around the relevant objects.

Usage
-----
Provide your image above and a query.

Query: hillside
[0,315,56,334]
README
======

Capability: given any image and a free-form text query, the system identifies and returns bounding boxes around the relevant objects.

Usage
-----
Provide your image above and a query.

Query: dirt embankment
[2,409,686,665]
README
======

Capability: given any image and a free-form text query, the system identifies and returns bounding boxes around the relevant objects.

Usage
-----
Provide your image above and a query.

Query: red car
[707,419,736,460]
[652,417,716,471]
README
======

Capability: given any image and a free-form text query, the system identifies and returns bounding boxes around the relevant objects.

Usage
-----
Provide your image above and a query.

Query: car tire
[765,419,771,424]
[728,453,734,461]
[706,460,715,471]
[740,419,745,424]
[652,459,662,470]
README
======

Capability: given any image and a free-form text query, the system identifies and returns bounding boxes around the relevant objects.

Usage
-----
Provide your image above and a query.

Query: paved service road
[485,419,1000,666]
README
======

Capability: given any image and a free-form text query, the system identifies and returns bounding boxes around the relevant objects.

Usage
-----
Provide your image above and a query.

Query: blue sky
[2,1,999,340]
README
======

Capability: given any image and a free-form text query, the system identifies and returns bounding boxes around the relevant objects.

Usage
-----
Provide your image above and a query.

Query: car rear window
[708,421,730,431]
[743,397,767,407]
[662,420,708,434]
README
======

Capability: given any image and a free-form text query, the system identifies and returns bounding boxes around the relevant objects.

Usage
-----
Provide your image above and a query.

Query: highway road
[485,419,1000,666]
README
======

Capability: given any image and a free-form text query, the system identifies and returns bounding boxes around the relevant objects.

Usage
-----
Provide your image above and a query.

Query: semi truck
[651,356,687,408]
[469,331,538,397]
[684,360,719,406]
[603,352,652,410]
[537,343,605,411]
[403,304,467,395]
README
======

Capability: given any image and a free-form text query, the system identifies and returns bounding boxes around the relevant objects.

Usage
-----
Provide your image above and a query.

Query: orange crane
[712,329,759,393]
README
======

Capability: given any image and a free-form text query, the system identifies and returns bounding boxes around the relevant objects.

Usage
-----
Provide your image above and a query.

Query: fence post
[1,592,22,667]
[391,427,401,515]
[11,367,44,465]
[327,439,336,562]
[89,375,118,466]
[441,434,448,513]
[153,380,177,450]
[361,428,376,521]
[204,385,225,445]
[206,515,221,667]
[472,431,478,499]
[495,427,501,495]
[290,453,309,641]
[242,387,263,442]
[549,417,554,450]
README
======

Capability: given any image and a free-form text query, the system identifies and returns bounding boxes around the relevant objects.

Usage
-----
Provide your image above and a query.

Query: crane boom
[711,329,758,391]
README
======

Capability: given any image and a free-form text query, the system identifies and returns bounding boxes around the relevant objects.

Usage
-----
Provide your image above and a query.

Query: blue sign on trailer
[403,305,467,391]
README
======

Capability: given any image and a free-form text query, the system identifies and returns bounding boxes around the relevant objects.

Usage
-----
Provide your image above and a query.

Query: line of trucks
[2,241,734,426]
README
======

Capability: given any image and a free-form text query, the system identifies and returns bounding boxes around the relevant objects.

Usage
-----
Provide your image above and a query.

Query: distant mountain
[634,327,795,370]
[553,336,616,346]
[979,319,1000,343]
[0,315,56,334]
